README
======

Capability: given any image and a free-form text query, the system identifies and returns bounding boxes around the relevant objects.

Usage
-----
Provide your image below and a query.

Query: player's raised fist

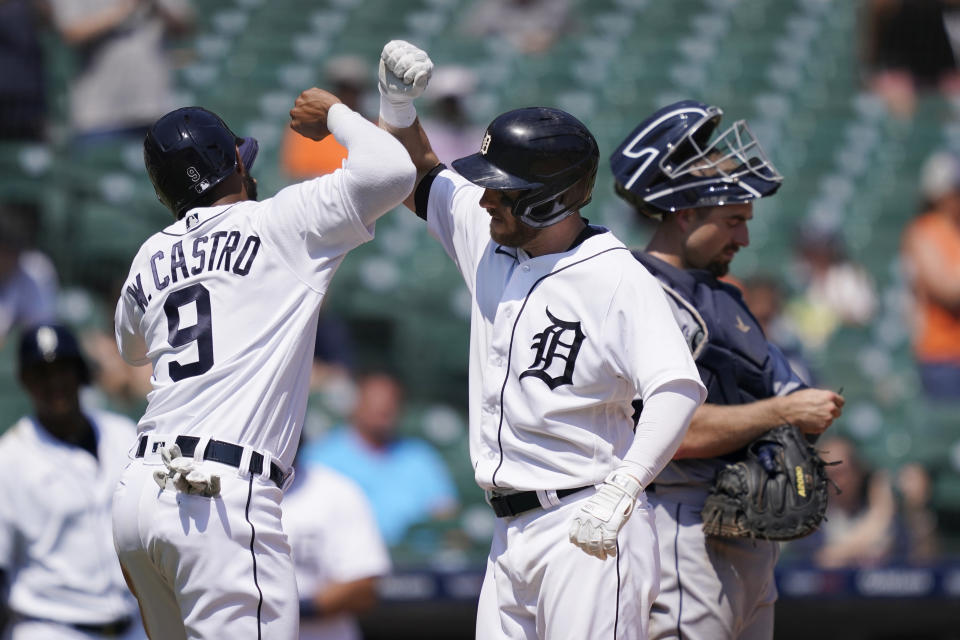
[289,88,342,140]
[379,40,433,100]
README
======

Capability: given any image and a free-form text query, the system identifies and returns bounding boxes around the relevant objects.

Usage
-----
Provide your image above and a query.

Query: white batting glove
[568,469,643,560]
[153,443,221,497]
[378,39,433,127]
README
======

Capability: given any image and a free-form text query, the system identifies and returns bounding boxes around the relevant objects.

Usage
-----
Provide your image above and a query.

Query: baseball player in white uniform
[110,89,414,639]
[282,456,390,640]
[375,41,707,639]
[0,324,145,640]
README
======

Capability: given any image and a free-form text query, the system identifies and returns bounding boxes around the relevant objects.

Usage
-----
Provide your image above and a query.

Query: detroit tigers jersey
[423,169,703,492]
[282,465,391,640]
[0,410,139,626]
[115,172,375,468]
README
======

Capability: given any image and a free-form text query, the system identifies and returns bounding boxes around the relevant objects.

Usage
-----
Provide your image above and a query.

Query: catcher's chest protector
[635,253,774,404]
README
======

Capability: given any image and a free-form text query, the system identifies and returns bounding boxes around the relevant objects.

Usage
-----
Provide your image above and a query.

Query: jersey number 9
[164,283,214,382]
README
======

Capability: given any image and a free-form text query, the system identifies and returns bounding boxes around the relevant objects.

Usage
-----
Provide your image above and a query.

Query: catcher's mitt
[701,425,833,541]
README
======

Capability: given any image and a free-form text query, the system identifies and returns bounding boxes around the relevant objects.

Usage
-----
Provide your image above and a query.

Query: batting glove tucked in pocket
[568,469,642,560]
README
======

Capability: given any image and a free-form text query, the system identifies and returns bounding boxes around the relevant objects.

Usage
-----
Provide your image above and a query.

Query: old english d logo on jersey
[520,307,585,389]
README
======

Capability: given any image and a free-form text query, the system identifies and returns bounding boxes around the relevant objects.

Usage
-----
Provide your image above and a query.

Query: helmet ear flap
[453,107,599,227]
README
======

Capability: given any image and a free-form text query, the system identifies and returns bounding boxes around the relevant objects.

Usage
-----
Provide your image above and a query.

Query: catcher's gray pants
[648,489,779,640]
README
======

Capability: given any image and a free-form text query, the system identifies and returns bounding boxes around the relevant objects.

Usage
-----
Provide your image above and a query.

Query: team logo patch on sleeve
[519,307,585,389]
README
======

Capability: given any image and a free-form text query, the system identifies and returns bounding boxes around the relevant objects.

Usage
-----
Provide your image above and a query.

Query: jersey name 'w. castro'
[126,230,262,313]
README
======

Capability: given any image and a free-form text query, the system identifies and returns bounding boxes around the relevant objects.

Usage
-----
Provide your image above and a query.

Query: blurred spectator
[420,66,485,166]
[901,150,960,401]
[785,225,877,350]
[283,443,390,640]
[0,323,145,639]
[281,55,371,180]
[53,264,153,416]
[0,210,58,347]
[893,462,941,564]
[459,0,573,54]
[0,0,46,140]
[47,0,193,144]
[741,274,816,385]
[862,0,960,118]
[311,309,356,391]
[302,371,459,546]
[791,435,897,568]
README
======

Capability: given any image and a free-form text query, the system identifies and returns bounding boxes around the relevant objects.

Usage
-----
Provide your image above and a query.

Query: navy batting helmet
[452,107,599,228]
[18,324,92,385]
[610,100,782,219]
[144,107,259,219]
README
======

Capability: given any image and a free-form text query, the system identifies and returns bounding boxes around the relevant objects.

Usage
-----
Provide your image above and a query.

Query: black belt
[489,486,592,518]
[18,614,133,637]
[136,435,288,488]
[71,616,133,636]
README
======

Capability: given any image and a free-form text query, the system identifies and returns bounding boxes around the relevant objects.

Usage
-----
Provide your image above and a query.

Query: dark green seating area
[3,0,960,556]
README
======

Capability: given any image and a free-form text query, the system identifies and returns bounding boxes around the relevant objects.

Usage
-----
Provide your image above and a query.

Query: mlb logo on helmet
[480,132,491,155]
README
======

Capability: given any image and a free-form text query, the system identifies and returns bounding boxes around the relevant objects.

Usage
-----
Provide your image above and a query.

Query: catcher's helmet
[610,100,782,219]
[452,107,599,228]
[144,107,259,219]
[18,324,91,385]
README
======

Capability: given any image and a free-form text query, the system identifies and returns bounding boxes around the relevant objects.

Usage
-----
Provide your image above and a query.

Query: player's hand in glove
[290,88,343,141]
[568,469,643,560]
[378,40,434,127]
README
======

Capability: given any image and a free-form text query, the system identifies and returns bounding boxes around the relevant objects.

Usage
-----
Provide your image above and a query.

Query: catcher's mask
[610,100,782,219]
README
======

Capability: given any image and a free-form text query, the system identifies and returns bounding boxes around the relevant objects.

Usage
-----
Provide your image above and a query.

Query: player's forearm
[621,379,702,487]
[378,117,441,212]
[331,104,416,225]
[673,397,788,459]
[309,577,379,617]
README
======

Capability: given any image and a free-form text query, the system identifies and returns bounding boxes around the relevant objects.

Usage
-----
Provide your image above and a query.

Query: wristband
[379,94,417,128]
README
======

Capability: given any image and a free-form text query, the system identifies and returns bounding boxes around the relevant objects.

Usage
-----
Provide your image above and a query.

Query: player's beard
[489,213,538,248]
[705,244,739,277]
[706,259,730,278]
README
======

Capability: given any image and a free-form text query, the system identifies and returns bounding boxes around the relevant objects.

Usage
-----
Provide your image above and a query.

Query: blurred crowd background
[2,0,960,636]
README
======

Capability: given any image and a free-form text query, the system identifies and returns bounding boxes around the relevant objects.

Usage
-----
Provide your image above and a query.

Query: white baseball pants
[476,488,659,640]
[112,457,298,640]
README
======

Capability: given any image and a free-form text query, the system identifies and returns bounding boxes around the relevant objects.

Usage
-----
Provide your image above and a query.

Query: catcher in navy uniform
[611,101,844,640]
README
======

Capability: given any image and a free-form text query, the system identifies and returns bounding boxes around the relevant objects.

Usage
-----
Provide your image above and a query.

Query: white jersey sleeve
[604,264,707,401]
[422,169,491,294]
[248,103,415,292]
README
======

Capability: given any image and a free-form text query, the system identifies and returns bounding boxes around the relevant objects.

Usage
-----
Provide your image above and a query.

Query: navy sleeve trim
[414,163,447,221]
